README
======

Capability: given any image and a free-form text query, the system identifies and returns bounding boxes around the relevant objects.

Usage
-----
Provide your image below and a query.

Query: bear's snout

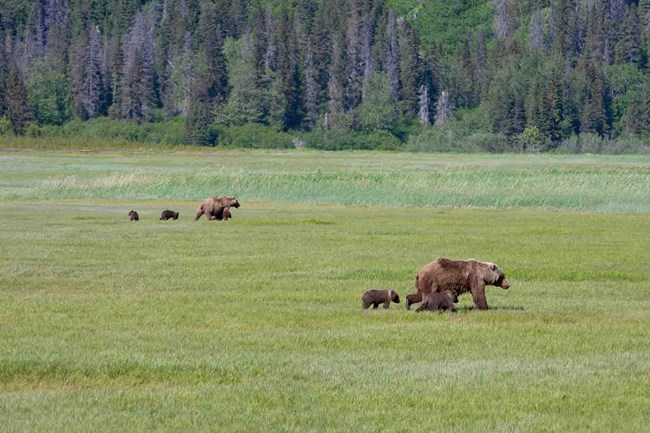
[500,279,510,289]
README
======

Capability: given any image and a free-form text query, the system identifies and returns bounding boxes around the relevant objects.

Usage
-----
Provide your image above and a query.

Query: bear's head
[224,196,240,208]
[389,290,400,303]
[483,262,510,289]
[445,290,459,303]
[174,212,179,219]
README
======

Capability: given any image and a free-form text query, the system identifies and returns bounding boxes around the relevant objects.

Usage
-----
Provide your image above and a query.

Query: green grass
[0,150,649,432]
[1,150,649,212]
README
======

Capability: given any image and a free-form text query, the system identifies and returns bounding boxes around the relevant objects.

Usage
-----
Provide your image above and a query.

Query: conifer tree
[386,10,400,101]
[81,25,104,118]
[185,2,228,144]
[0,18,7,118]
[398,19,421,117]
[529,5,544,52]
[326,34,345,129]
[5,63,32,135]
[116,8,156,121]
[625,79,650,134]
[303,43,318,130]
[434,90,453,126]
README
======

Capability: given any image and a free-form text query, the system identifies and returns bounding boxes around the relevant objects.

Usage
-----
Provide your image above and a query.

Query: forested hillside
[1,0,650,151]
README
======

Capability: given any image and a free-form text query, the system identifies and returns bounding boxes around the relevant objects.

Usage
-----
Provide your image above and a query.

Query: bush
[304,130,402,151]
[37,117,186,145]
[0,116,13,136]
[405,126,511,152]
[557,134,650,154]
[214,123,294,148]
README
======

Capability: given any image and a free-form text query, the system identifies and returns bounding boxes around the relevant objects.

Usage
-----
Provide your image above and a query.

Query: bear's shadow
[456,305,525,312]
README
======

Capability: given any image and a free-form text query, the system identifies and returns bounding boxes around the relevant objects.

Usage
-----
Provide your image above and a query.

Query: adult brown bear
[406,258,510,311]
[194,196,240,221]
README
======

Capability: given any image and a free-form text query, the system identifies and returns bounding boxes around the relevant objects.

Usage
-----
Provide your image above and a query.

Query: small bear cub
[417,290,458,313]
[362,289,400,309]
[128,210,139,221]
[160,210,179,220]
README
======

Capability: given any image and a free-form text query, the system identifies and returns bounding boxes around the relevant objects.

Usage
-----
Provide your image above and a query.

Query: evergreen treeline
[1,0,650,151]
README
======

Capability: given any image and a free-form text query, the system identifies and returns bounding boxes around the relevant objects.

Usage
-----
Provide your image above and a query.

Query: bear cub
[210,208,232,221]
[128,210,139,221]
[362,289,400,309]
[160,210,179,220]
[416,290,458,313]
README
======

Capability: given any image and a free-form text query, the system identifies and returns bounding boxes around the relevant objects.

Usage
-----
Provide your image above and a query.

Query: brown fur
[128,210,139,221]
[194,196,240,221]
[160,210,179,220]
[209,208,232,221]
[406,258,510,311]
[416,290,458,313]
[362,289,400,309]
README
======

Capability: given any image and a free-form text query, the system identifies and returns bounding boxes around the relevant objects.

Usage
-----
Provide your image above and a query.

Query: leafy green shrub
[304,130,402,151]
[519,126,545,152]
[406,126,516,153]
[25,123,42,137]
[557,134,650,154]
[214,123,294,148]
[37,117,186,145]
[0,116,13,136]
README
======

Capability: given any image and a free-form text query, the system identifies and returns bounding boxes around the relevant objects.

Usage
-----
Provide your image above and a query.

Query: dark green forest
[1,0,650,152]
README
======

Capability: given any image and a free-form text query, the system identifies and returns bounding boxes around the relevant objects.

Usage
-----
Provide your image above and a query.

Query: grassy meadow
[0,149,649,432]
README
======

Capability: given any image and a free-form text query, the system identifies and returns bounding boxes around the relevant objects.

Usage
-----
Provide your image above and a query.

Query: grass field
[0,149,649,432]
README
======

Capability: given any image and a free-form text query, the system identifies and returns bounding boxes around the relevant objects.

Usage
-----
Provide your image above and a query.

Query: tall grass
[1,150,649,212]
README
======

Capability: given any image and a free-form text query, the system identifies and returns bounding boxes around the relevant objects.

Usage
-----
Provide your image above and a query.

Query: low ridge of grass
[1,150,649,212]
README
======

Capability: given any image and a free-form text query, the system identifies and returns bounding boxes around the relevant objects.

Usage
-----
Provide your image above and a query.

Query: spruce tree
[326,34,345,129]
[5,63,32,135]
[398,19,421,117]
[386,10,400,101]
[434,90,453,126]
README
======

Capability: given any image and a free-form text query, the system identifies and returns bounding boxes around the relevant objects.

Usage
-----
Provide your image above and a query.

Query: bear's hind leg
[405,292,422,310]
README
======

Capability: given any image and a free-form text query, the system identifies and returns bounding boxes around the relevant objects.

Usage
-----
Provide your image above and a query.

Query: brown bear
[128,210,139,221]
[160,210,179,220]
[362,289,400,309]
[406,258,510,311]
[416,290,458,313]
[194,196,240,221]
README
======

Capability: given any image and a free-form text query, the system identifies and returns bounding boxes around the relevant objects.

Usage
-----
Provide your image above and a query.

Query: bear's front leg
[470,285,489,310]
[415,295,430,312]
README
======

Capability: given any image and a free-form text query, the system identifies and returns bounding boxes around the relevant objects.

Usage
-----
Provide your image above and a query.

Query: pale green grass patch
[1,150,649,212]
